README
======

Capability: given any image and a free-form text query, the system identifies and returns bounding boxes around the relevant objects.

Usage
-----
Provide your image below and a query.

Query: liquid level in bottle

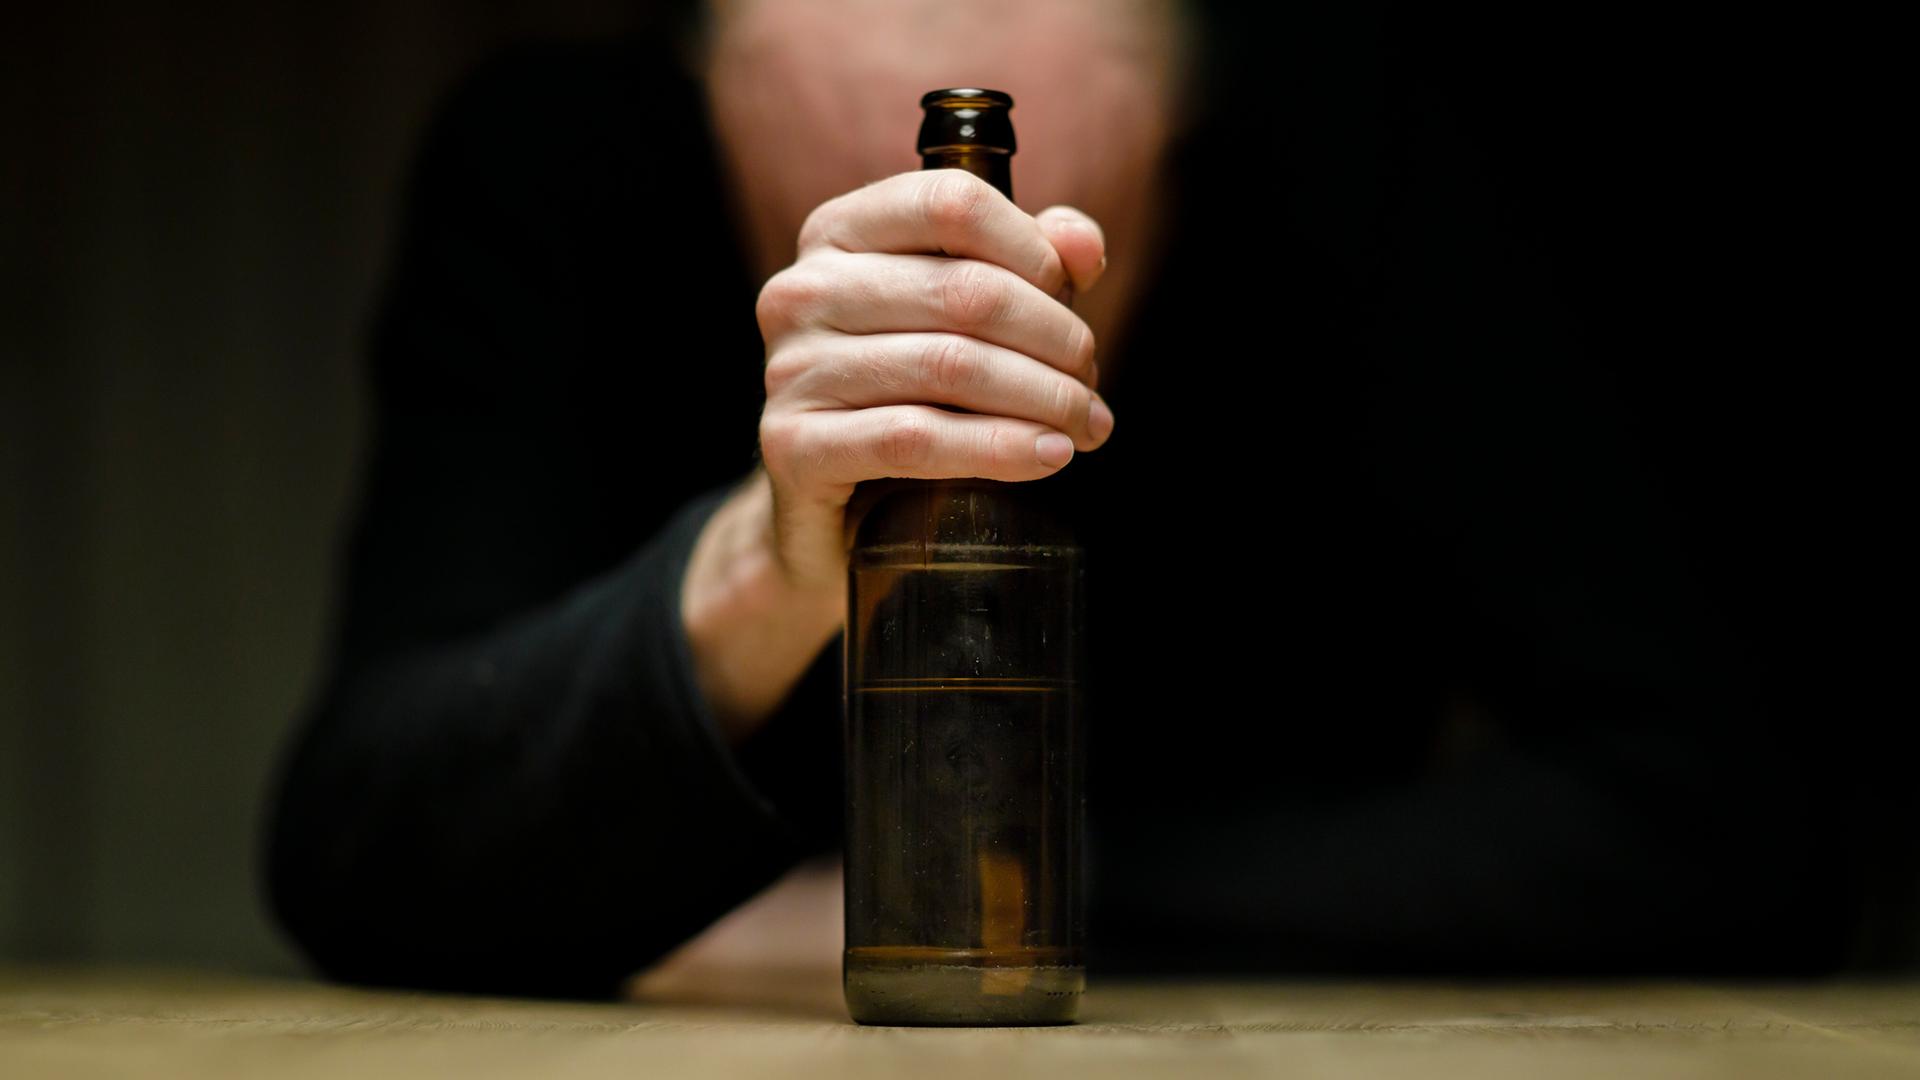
[844,678,1081,1026]
[844,945,1084,1026]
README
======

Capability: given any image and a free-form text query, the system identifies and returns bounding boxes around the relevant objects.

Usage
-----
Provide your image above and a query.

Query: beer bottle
[842,89,1086,1026]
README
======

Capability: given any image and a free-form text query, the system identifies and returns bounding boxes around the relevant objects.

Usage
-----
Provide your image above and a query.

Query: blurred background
[1,2,1905,978]
[1,1,669,975]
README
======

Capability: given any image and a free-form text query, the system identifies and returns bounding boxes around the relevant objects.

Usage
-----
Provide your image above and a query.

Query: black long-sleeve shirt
[264,16,1854,999]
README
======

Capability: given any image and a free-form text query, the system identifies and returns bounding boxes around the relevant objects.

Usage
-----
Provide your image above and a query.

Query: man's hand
[755,168,1113,593]
[682,169,1110,740]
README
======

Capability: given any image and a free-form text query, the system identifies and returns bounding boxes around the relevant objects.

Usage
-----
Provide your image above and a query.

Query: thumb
[1034,206,1107,302]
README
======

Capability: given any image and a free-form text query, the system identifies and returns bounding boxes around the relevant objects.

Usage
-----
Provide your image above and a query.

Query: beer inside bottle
[841,89,1086,1026]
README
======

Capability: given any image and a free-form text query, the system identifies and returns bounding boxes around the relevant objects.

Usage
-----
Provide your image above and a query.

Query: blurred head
[699,0,1194,282]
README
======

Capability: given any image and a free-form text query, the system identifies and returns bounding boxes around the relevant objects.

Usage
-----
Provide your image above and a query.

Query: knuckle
[757,412,799,469]
[795,200,837,251]
[921,170,992,235]
[762,348,807,399]
[1051,377,1090,432]
[876,411,934,470]
[1067,321,1097,379]
[923,335,980,396]
[982,424,1018,474]
[939,261,1006,331]
[755,269,818,332]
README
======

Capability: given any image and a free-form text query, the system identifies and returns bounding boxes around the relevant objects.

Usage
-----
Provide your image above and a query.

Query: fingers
[767,332,1115,451]
[763,404,1076,487]
[757,174,1119,512]
[758,253,1096,386]
[1034,206,1108,300]
[797,170,1071,300]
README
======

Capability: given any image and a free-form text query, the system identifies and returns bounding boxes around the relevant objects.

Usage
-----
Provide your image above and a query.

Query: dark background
[2,2,1903,975]
[1,0,664,974]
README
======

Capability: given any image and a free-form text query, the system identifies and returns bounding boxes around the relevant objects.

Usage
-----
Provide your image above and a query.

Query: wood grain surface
[6,861,1914,1077]
[5,963,1919,1079]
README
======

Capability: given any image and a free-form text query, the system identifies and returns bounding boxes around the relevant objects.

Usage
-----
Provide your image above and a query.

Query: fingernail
[1036,432,1075,468]
[1088,396,1114,442]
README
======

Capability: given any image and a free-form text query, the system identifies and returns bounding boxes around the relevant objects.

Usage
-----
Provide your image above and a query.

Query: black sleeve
[262,42,841,1000]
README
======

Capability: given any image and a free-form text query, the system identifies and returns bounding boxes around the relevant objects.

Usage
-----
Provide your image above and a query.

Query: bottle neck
[921,150,1012,201]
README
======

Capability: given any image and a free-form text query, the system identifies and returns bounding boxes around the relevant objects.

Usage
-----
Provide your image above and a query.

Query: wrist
[681,471,844,743]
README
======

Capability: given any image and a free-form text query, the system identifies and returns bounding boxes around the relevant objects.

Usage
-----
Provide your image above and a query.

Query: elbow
[261,717,372,989]
[261,711,633,1000]
[262,700,429,995]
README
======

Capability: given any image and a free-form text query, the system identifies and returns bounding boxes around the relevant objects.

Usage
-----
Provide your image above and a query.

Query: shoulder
[375,29,756,331]
[366,32,764,472]
[398,34,713,238]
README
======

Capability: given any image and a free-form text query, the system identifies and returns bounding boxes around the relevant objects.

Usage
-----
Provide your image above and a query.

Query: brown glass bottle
[841,89,1086,1026]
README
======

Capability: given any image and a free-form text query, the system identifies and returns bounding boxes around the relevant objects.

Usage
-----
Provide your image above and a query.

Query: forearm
[680,468,846,746]
[268,488,810,998]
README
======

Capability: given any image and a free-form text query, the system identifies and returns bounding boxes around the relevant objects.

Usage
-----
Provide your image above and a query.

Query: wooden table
[6,862,1915,1077]
[5,963,1919,1079]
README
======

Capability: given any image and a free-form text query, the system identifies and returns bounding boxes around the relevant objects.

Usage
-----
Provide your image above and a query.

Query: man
[266,2,1853,998]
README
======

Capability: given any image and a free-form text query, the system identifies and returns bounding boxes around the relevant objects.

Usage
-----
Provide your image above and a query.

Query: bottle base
[843,947,1084,1026]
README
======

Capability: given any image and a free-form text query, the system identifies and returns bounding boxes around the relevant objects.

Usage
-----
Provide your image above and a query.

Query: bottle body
[841,87,1085,1026]
[843,479,1085,1025]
